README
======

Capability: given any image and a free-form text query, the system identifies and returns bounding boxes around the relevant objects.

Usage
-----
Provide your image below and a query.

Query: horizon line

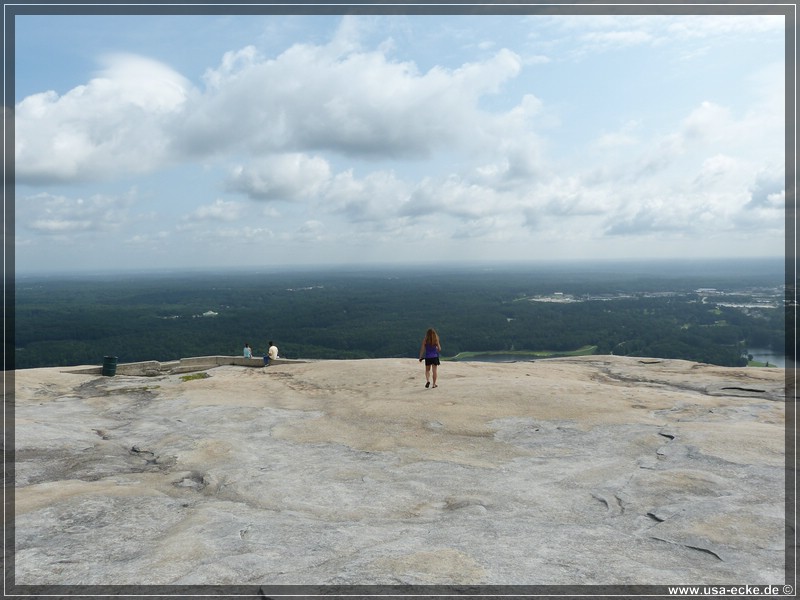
[13,255,788,278]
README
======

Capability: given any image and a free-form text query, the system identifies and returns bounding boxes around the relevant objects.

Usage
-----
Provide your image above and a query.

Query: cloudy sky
[12,9,787,273]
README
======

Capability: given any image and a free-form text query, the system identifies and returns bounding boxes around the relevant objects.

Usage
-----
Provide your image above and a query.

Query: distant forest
[12,260,789,369]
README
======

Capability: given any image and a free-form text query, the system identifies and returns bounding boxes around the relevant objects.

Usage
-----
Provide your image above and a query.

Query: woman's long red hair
[425,328,440,347]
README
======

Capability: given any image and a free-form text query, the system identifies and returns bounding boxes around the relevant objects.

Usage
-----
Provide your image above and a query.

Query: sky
[10,7,789,273]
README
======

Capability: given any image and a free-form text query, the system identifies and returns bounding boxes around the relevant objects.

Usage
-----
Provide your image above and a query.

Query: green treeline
[13,263,787,369]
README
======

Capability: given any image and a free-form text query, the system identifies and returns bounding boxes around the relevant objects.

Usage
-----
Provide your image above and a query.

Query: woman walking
[419,328,441,388]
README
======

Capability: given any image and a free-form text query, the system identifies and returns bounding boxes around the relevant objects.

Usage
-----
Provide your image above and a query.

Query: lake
[746,348,791,369]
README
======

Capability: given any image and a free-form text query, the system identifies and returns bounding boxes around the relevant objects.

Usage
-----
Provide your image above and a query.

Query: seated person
[268,341,279,361]
[243,343,253,358]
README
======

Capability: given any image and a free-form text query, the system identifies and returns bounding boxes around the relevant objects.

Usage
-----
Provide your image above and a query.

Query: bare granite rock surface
[10,356,787,586]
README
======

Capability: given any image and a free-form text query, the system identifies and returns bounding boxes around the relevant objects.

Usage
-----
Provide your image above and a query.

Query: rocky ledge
[10,356,788,587]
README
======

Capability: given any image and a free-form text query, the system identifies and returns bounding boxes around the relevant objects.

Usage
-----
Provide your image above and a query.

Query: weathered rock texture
[11,356,787,586]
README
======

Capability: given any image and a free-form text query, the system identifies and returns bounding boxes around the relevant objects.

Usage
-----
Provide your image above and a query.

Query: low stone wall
[63,355,304,376]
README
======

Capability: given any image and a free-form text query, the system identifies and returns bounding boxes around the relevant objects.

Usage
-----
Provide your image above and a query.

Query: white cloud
[13,14,786,271]
[605,196,698,237]
[747,167,785,209]
[95,53,189,112]
[126,231,170,246]
[17,37,526,186]
[593,120,641,149]
[602,155,782,240]
[692,154,742,188]
[631,86,782,184]
[28,217,93,233]
[580,29,654,51]
[187,199,244,222]
[326,169,410,223]
[240,226,276,240]
[541,177,612,217]
[213,226,275,240]
[524,82,784,243]
[202,46,260,89]
[186,42,522,159]
[19,191,134,235]
[294,220,327,242]
[523,54,551,66]
[401,175,503,221]
[173,223,276,247]
[452,217,501,240]
[733,166,785,232]
[664,15,784,40]
[545,14,784,51]
[628,101,736,180]
[680,101,734,143]
[15,54,190,184]
[227,154,332,201]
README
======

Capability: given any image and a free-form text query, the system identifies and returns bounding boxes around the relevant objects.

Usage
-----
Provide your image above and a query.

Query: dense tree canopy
[13,264,787,369]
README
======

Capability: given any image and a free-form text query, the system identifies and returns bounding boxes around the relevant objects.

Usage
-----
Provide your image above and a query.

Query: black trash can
[102,355,118,377]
